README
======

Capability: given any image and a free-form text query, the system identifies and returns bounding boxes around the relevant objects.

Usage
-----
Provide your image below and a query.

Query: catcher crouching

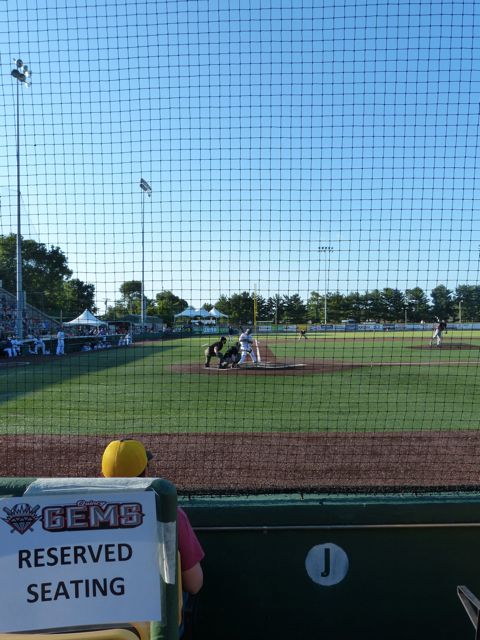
[219,342,241,369]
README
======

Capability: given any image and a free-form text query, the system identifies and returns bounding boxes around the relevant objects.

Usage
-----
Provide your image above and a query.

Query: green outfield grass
[1,331,480,435]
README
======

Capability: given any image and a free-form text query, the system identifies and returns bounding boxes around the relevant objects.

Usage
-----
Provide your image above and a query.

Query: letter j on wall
[305,543,349,586]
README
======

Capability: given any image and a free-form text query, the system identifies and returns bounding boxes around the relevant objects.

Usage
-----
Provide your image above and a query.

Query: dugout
[180,491,480,640]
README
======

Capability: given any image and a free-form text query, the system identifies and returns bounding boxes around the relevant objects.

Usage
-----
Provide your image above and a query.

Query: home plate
[243,362,306,370]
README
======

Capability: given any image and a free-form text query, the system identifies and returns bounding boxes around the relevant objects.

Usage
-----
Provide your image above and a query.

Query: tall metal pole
[11,59,31,339]
[319,246,333,325]
[15,79,23,339]
[141,191,145,328]
[139,179,152,330]
[324,262,328,324]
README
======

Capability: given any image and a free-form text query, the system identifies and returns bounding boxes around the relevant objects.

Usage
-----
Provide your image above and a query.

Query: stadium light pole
[318,246,334,324]
[139,179,152,329]
[11,58,32,340]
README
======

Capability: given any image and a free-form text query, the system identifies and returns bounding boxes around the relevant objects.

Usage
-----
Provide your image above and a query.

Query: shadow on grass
[0,341,180,405]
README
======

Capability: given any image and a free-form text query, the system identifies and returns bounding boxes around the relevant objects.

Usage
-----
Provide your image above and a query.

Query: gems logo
[42,501,144,531]
[0,500,145,534]
[1,503,41,535]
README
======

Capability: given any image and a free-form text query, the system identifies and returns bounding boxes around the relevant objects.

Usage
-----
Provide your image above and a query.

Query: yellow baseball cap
[102,439,153,477]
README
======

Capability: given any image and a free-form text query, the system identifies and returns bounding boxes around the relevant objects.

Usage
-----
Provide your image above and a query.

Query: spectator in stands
[101,439,204,599]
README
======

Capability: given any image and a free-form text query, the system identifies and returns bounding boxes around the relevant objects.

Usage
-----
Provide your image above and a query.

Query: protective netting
[1,0,479,493]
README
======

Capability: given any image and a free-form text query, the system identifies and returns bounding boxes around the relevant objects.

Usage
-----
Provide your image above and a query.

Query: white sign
[305,543,349,586]
[0,492,162,632]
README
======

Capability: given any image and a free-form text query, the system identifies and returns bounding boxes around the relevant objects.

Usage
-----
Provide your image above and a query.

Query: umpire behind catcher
[204,336,226,368]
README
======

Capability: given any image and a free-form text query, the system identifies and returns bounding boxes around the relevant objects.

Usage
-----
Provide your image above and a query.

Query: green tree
[105,301,128,321]
[344,291,367,322]
[60,279,96,316]
[405,287,430,322]
[0,234,74,312]
[364,289,385,321]
[119,281,142,313]
[380,288,405,321]
[325,291,351,323]
[154,291,188,325]
[254,294,268,321]
[264,295,285,324]
[214,295,230,317]
[455,285,480,322]
[282,294,306,323]
[430,285,454,320]
[223,292,255,325]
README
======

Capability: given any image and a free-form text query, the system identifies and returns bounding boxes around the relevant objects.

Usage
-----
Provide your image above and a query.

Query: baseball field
[1,330,480,491]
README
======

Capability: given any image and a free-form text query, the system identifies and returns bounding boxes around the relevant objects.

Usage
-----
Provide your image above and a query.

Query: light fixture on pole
[11,58,32,340]
[139,179,152,329]
[318,246,334,325]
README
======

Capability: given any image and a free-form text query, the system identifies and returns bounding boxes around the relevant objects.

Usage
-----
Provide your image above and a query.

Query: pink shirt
[177,507,205,571]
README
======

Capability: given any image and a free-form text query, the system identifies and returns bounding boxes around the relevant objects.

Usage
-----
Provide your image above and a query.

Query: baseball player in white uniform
[238,328,257,365]
[32,336,48,355]
[56,330,65,355]
[11,337,22,357]
[3,337,15,358]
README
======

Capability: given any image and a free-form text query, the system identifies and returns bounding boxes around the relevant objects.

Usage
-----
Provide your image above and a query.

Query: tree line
[1,235,476,325]
[0,234,95,316]
[108,281,477,326]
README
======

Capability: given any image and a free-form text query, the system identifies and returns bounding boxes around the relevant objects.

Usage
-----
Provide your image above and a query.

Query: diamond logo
[1,503,41,534]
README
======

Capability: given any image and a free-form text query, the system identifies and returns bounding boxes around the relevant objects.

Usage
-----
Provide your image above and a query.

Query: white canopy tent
[209,307,228,318]
[64,309,108,326]
[195,308,212,318]
[174,306,199,319]
[174,306,211,319]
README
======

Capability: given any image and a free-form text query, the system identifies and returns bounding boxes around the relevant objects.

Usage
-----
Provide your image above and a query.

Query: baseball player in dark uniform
[431,317,447,347]
[219,342,241,369]
[204,336,227,368]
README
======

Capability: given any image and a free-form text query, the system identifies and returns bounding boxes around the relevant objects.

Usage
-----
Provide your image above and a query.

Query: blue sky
[0,0,479,310]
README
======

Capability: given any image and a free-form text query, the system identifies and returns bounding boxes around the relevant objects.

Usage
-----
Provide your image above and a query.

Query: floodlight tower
[11,59,32,340]
[139,179,152,329]
[318,246,334,325]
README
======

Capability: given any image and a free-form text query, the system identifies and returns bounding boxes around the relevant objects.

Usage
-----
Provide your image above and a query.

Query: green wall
[181,493,480,640]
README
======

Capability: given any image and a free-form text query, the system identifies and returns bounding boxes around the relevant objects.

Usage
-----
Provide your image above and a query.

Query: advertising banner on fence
[257,325,273,333]
[358,323,384,331]
[310,325,336,332]
[0,491,162,632]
